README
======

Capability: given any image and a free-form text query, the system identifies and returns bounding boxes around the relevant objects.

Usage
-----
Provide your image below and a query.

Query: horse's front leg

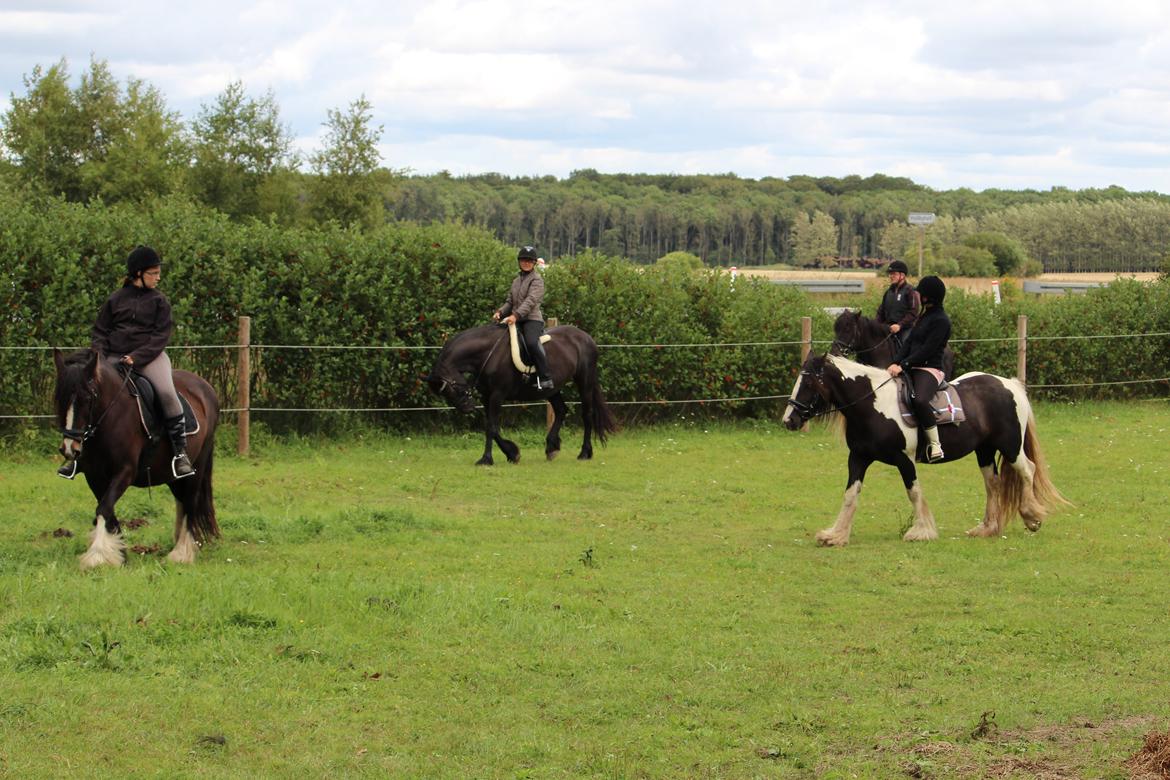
[816,451,872,546]
[80,466,133,570]
[477,400,496,466]
[545,393,568,460]
[896,453,938,541]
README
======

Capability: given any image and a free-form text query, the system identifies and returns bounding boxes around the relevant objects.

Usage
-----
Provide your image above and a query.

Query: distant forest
[4,57,1169,273]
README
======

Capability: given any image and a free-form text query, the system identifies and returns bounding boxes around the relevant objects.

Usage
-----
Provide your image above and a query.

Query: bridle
[830,327,894,360]
[433,327,508,408]
[60,366,132,444]
[785,355,895,421]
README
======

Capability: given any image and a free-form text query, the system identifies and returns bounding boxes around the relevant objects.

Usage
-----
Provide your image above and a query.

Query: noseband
[785,367,828,419]
[60,367,131,443]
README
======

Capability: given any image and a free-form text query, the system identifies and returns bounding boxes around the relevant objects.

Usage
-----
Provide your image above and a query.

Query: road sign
[908,212,936,225]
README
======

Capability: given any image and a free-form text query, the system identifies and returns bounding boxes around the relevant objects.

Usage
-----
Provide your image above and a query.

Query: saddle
[126,370,200,442]
[896,374,966,427]
[506,322,552,375]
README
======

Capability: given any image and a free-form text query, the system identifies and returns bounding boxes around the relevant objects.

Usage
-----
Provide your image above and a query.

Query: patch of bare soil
[736,268,1158,295]
[880,716,1163,779]
[1127,728,1170,779]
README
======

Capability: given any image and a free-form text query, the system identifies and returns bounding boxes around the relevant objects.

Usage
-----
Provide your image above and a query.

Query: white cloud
[3,0,1170,191]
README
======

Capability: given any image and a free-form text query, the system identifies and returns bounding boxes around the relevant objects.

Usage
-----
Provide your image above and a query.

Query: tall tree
[189,81,295,219]
[1,60,84,199]
[309,96,384,228]
[1,57,186,203]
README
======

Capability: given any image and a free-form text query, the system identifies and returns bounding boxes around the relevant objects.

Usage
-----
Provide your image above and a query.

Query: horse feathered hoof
[475,456,494,466]
[546,449,559,461]
[815,531,849,547]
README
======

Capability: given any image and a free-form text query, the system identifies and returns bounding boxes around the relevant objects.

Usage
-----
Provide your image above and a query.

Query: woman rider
[886,275,951,463]
[493,245,553,391]
[63,245,195,479]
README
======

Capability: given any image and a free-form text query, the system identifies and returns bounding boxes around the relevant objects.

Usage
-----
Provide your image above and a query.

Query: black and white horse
[782,352,1068,545]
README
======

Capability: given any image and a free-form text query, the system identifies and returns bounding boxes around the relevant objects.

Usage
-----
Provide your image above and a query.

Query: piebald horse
[782,352,1069,545]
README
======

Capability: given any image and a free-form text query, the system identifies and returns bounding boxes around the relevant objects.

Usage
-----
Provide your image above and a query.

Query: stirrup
[57,460,79,480]
[537,376,554,391]
[927,445,945,463]
[171,454,196,480]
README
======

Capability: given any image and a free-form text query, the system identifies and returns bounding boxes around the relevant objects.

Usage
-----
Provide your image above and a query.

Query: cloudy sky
[3,0,1170,191]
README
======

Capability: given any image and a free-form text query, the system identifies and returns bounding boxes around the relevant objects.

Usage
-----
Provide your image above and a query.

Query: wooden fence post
[800,316,812,431]
[237,315,251,456]
[545,317,558,431]
[1017,314,1027,384]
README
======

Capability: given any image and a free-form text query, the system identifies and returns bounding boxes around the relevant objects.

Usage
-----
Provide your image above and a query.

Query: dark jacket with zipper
[892,304,951,371]
[90,284,174,365]
[877,282,920,330]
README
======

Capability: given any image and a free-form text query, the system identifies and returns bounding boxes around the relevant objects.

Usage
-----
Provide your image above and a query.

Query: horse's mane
[54,350,96,412]
[825,352,891,382]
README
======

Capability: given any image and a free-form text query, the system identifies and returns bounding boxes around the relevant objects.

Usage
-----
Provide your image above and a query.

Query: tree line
[3,56,1169,274]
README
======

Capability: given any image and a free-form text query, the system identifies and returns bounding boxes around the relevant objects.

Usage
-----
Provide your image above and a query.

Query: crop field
[1,401,1168,778]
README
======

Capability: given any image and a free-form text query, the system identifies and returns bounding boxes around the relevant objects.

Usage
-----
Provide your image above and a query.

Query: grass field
[1,402,1168,778]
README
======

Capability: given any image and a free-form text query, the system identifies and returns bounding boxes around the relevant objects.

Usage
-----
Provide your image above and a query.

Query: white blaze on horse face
[782,373,805,427]
[62,401,80,458]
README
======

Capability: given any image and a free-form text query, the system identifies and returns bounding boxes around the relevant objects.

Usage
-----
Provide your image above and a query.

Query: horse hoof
[475,458,494,466]
[966,525,998,538]
[815,532,848,547]
[546,450,560,461]
[508,455,521,464]
[577,452,592,461]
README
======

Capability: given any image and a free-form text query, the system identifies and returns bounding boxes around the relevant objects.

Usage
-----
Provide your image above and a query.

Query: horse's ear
[53,347,64,374]
[85,349,99,381]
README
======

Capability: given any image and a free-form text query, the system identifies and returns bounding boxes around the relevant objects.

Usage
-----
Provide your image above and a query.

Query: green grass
[1,402,1168,778]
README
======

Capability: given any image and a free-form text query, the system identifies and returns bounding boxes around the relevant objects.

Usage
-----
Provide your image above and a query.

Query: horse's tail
[997,407,1072,529]
[187,445,221,541]
[589,379,619,444]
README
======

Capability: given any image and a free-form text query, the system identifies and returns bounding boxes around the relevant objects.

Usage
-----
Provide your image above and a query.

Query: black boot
[57,460,79,479]
[164,415,196,480]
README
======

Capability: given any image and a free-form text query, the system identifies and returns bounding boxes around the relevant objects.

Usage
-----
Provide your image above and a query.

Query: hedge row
[2,195,1168,433]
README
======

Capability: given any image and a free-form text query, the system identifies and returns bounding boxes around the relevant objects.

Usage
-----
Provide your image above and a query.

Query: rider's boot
[57,459,79,479]
[164,415,196,480]
[530,336,554,391]
[923,426,945,463]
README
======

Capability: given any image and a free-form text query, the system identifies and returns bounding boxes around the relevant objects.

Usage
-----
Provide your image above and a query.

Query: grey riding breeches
[137,351,182,419]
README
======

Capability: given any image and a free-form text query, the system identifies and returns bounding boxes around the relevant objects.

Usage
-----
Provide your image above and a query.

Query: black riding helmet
[517,245,538,267]
[887,260,909,275]
[126,245,161,278]
[917,275,946,305]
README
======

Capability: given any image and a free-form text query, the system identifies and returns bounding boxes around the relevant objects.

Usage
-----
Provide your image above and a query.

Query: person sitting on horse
[876,260,920,349]
[493,245,553,391]
[77,245,195,480]
[887,275,951,463]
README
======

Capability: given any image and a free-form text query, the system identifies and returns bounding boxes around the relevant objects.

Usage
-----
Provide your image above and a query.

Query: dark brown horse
[831,309,956,379]
[428,324,618,465]
[54,349,220,569]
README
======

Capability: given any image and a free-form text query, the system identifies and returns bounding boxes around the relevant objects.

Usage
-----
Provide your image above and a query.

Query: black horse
[428,324,618,464]
[782,351,1068,546]
[831,309,956,379]
[54,349,220,568]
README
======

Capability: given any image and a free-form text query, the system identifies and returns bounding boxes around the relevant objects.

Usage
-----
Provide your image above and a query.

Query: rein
[788,363,895,420]
[62,365,133,443]
[832,329,895,358]
[437,326,507,400]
